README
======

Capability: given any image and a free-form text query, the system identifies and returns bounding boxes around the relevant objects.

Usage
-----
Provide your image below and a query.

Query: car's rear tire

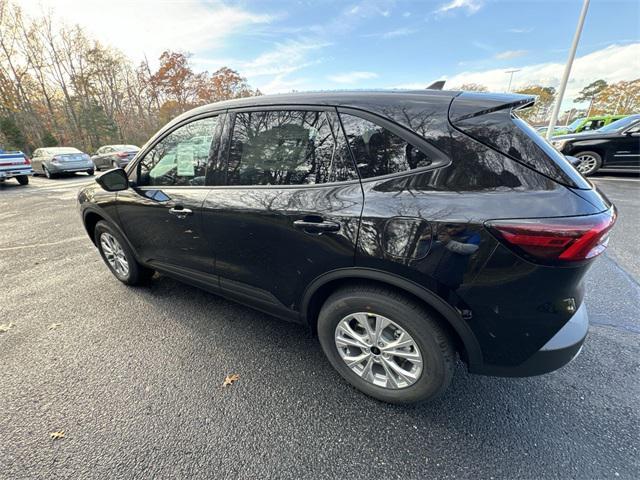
[574,151,602,176]
[94,220,153,285]
[43,166,54,179]
[16,175,29,185]
[317,285,456,404]
[87,169,94,176]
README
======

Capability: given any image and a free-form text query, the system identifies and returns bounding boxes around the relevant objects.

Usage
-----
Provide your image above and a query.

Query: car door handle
[293,219,341,233]
[169,206,193,218]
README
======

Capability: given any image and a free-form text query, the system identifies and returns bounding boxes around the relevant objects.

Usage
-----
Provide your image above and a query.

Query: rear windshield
[566,118,585,132]
[113,145,139,151]
[47,147,81,154]
[449,94,591,189]
[597,116,639,133]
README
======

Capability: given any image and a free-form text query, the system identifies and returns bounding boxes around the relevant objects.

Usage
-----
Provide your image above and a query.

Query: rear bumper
[0,168,33,179]
[478,303,589,377]
[49,162,93,173]
[114,159,131,168]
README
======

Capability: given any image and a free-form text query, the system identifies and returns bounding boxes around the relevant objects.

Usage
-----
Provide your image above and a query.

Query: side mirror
[96,168,129,191]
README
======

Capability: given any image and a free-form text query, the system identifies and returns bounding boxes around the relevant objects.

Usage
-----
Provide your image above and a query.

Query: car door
[116,114,223,275]
[201,108,363,317]
[610,122,640,169]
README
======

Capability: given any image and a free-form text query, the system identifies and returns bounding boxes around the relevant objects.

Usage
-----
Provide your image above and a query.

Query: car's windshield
[597,115,639,133]
[46,147,81,154]
[566,118,585,131]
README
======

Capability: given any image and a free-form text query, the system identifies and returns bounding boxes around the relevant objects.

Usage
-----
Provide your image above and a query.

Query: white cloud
[259,75,311,94]
[18,0,272,64]
[365,27,418,39]
[241,40,330,78]
[508,27,534,34]
[435,0,483,15]
[327,71,378,84]
[495,50,528,60]
[396,43,640,108]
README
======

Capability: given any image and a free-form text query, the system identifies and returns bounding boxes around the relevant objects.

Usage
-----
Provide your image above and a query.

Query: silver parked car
[91,144,139,171]
[31,147,94,178]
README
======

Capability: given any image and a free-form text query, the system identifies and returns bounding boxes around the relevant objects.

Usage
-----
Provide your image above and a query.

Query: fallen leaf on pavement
[50,431,65,440]
[48,323,62,330]
[222,374,240,387]
[0,323,15,333]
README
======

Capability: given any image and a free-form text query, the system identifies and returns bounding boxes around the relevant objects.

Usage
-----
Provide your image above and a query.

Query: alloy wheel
[576,153,598,175]
[100,232,130,278]
[334,312,423,389]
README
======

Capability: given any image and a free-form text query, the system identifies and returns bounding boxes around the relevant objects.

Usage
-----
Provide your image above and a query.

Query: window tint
[339,112,432,179]
[138,116,218,187]
[227,110,356,186]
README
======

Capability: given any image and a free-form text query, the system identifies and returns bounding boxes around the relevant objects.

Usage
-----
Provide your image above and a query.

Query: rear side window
[138,116,218,187]
[339,112,432,179]
[227,110,357,186]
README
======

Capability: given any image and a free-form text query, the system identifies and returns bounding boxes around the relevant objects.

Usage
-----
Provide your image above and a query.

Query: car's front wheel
[94,220,153,285]
[317,285,456,404]
[574,151,602,176]
[87,169,94,176]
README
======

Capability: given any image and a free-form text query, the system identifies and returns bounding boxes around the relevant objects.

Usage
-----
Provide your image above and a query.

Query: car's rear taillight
[485,208,616,265]
[117,152,128,158]
[24,157,31,164]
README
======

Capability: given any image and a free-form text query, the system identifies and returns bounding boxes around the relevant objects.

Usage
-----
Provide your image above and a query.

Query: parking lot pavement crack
[603,253,640,291]
[589,318,640,335]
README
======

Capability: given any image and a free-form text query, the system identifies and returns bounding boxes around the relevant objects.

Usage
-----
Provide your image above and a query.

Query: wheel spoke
[335,335,367,349]
[351,313,375,343]
[360,356,375,383]
[336,321,370,348]
[373,315,390,344]
[382,356,418,384]
[343,352,370,368]
[380,359,400,389]
[381,331,413,351]
[384,348,423,366]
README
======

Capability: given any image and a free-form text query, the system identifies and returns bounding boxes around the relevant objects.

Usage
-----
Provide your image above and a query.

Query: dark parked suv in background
[78,91,616,404]
[551,114,640,176]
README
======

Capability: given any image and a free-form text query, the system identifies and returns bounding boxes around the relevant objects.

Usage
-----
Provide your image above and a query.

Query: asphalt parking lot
[1,173,638,479]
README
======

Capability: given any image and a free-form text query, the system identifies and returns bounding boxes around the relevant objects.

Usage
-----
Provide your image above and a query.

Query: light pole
[506,69,521,92]
[546,0,590,141]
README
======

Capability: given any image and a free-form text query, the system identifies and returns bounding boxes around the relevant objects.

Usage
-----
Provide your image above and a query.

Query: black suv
[78,91,616,404]
[551,114,640,176]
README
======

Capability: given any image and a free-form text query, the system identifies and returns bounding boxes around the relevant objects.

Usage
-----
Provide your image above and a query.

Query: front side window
[227,110,356,186]
[138,116,218,187]
[339,112,432,179]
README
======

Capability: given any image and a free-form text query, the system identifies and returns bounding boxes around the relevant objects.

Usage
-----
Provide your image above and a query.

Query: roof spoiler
[449,92,535,122]
[426,80,446,90]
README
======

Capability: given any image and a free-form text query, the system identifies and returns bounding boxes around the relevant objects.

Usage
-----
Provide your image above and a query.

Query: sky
[19,0,640,108]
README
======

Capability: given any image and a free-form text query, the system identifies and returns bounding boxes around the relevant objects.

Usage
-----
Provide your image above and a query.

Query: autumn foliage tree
[576,79,640,115]
[0,0,259,153]
[514,85,557,123]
